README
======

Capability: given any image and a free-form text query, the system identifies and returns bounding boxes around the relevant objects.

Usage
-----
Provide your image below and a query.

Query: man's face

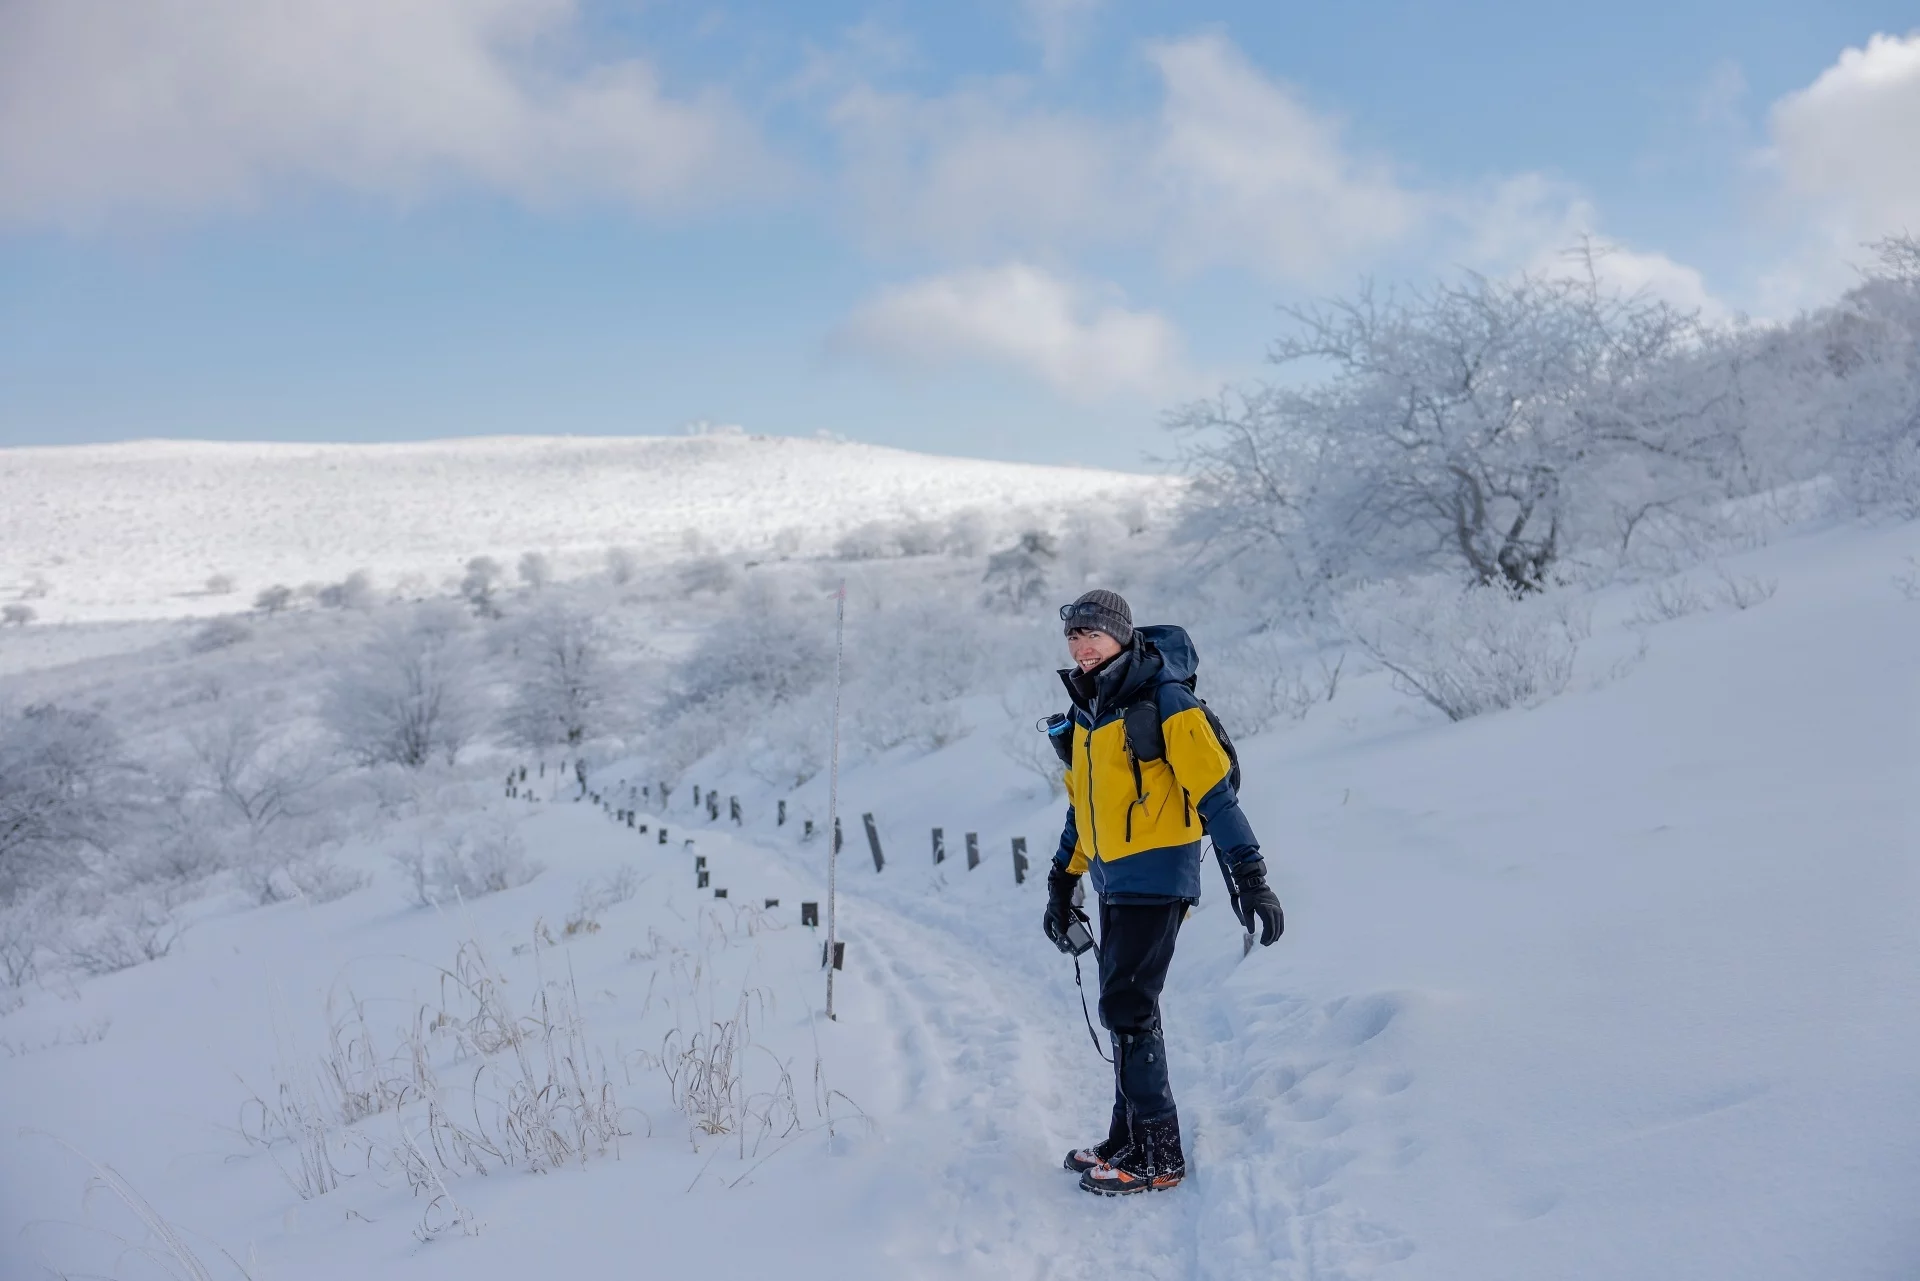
[1067,628,1123,673]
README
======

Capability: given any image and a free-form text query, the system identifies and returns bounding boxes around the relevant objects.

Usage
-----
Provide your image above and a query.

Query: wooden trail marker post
[1012,837,1029,885]
[965,832,980,870]
[863,813,885,873]
[932,827,945,865]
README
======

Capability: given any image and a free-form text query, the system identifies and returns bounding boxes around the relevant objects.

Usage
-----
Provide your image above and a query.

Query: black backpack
[1123,679,1240,795]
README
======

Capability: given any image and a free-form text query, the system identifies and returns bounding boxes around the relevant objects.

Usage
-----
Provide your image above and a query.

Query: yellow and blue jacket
[1053,625,1262,903]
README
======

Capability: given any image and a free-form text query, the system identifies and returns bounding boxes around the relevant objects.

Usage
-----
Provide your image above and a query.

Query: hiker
[1042,589,1284,1196]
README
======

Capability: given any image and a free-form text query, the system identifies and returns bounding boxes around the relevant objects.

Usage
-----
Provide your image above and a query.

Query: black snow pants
[1096,899,1185,1137]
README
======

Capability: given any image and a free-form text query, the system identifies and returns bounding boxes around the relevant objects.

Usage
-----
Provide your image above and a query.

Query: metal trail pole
[824,580,847,1021]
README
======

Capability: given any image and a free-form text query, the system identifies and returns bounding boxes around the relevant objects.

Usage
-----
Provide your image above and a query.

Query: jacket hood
[1135,624,1198,686]
[1058,624,1198,715]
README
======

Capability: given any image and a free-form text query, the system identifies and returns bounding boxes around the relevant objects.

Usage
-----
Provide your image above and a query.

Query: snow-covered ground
[1,445,1915,1280]
[0,432,1166,625]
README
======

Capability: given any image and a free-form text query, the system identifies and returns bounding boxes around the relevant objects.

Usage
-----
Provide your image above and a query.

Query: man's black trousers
[1096,899,1185,1134]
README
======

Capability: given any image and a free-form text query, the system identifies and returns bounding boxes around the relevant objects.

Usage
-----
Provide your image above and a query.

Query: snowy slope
[0,433,1166,624]
[1,519,1914,1281]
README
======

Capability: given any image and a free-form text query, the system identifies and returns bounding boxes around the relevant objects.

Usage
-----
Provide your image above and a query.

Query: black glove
[1043,864,1083,953]
[1228,858,1284,946]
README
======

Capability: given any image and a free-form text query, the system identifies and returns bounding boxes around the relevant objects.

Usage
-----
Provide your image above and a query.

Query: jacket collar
[1058,633,1165,720]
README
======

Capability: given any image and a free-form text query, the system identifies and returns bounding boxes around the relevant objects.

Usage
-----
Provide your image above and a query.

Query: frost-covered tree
[254,584,294,614]
[324,603,485,768]
[518,551,553,590]
[184,715,324,841]
[460,557,505,617]
[317,569,377,610]
[0,704,127,902]
[1172,249,1730,598]
[2,604,32,626]
[502,606,614,748]
[982,531,1057,609]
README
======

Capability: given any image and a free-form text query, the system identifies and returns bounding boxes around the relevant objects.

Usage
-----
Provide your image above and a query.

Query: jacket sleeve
[1054,803,1089,875]
[1160,694,1262,867]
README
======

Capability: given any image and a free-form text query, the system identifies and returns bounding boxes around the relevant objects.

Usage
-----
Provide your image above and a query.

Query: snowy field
[0,435,1916,1281]
[0,432,1166,625]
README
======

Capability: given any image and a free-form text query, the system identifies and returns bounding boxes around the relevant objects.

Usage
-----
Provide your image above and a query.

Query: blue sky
[2,0,1916,468]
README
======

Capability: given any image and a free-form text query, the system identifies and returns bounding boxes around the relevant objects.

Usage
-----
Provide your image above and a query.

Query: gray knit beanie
[1060,589,1133,646]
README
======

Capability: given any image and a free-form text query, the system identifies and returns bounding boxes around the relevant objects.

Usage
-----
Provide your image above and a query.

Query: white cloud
[1022,0,1103,71]
[1768,32,1920,242]
[834,264,1191,402]
[0,0,774,228]
[1451,174,1731,321]
[828,32,1419,283]
[1755,32,1920,307]
[1144,34,1420,279]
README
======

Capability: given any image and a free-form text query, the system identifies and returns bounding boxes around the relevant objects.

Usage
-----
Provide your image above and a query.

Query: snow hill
[1,512,1915,1280]
[0,432,1165,624]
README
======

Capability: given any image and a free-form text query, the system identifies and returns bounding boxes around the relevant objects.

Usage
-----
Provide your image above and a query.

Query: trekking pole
[824,580,847,1021]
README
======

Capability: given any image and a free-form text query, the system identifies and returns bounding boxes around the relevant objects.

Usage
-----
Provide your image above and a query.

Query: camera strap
[1072,943,1113,1064]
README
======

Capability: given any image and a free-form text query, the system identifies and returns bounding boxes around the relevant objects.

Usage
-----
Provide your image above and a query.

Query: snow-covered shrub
[0,895,48,988]
[517,551,552,589]
[997,670,1069,798]
[943,507,994,556]
[1627,576,1709,626]
[566,865,642,936]
[897,518,943,556]
[739,696,828,790]
[501,605,616,748]
[317,569,377,610]
[669,583,827,712]
[205,572,236,595]
[2,604,32,626]
[324,602,486,769]
[680,553,736,595]
[190,617,253,652]
[1710,569,1777,611]
[606,546,640,585]
[281,851,369,904]
[394,817,542,908]
[1896,556,1920,601]
[57,896,183,976]
[254,585,294,614]
[834,520,900,560]
[1337,579,1586,721]
[845,602,997,754]
[1202,633,1331,734]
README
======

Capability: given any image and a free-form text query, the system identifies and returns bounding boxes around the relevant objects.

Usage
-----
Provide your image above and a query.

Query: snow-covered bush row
[1171,235,1920,611]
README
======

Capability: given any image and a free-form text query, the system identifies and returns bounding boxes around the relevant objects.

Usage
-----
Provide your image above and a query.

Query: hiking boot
[1063,1109,1130,1173]
[1062,1135,1123,1174]
[1079,1112,1185,1196]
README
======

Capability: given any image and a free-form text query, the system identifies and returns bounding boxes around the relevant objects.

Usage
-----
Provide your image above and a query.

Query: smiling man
[1043,588,1284,1196]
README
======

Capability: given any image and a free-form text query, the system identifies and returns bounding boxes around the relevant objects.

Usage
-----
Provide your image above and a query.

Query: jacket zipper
[1084,724,1101,860]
